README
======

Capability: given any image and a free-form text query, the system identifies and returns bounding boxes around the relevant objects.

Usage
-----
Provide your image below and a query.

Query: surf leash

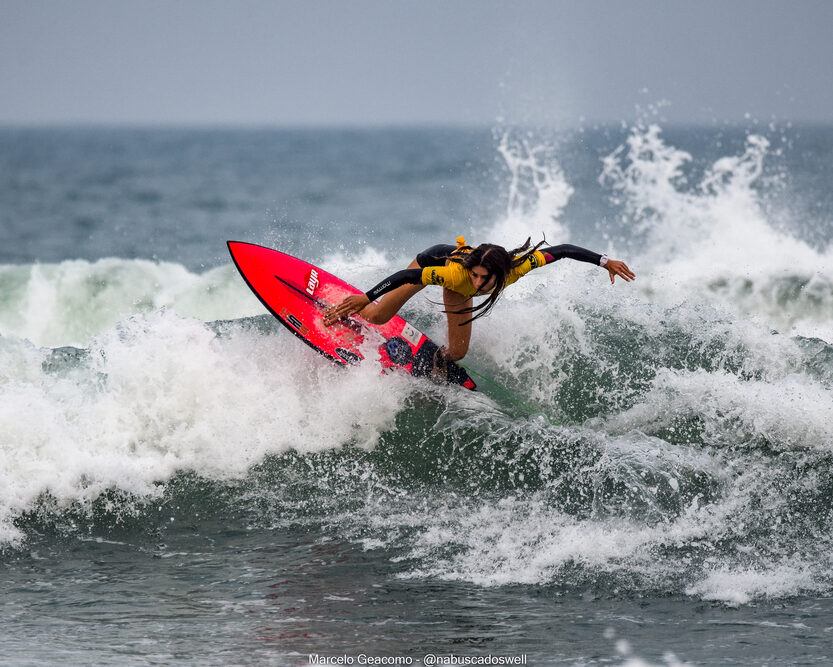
[459,363,560,427]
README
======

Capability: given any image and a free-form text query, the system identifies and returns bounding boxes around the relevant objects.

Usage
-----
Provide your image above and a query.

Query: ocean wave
[0,310,411,545]
[3,123,833,605]
[0,259,257,348]
[2,278,831,605]
[599,123,833,341]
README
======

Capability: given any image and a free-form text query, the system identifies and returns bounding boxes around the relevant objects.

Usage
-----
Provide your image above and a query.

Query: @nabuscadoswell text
[309,655,528,665]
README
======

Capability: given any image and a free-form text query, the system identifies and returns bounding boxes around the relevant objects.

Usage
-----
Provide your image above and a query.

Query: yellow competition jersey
[420,237,547,297]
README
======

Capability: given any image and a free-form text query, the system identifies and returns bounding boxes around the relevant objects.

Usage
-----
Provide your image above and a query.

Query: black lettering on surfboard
[279,307,310,336]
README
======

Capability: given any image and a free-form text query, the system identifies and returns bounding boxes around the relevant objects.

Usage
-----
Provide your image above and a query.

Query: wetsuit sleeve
[541,244,603,266]
[364,269,422,300]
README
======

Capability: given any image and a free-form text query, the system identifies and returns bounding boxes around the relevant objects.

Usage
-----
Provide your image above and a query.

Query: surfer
[324,236,634,365]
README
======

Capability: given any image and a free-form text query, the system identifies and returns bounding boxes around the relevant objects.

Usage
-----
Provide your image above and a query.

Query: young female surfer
[324,236,635,364]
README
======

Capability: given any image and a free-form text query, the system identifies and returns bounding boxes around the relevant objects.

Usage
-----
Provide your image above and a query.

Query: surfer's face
[470,266,496,294]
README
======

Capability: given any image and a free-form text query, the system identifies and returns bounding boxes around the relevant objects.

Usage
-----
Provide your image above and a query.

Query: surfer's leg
[442,288,472,361]
[360,259,424,325]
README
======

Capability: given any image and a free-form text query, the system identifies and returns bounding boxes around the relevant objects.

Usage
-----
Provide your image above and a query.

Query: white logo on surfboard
[400,323,422,346]
[306,269,320,296]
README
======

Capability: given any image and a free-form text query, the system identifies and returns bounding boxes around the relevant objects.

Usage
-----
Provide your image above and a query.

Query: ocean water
[1,123,832,665]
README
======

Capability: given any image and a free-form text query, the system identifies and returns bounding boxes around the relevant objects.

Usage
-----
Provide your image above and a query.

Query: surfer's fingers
[618,261,636,279]
[324,302,347,324]
[331,297,352,314]
[327,296,361,321]
[607,260,635,283]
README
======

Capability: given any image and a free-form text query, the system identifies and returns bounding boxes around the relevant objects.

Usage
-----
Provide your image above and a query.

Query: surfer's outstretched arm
[541,244,635,284]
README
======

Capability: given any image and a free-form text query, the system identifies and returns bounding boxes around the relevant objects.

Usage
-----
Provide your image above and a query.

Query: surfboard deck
[227,241,476,390]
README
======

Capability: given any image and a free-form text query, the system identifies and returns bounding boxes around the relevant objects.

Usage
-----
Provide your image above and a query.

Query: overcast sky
[2,0,832,126]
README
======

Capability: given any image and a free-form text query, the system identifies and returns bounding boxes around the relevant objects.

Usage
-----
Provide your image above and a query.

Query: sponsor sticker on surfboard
[400,322,422,346]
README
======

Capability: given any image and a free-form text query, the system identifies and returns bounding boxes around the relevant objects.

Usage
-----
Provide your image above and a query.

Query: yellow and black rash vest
[420,236,547,297]
[364,236,602,301]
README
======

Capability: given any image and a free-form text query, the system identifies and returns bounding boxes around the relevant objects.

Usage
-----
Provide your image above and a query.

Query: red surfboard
[227,242,476,390]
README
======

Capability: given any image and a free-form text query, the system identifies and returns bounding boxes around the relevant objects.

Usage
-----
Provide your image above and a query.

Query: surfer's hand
[605,259,635,284]
[324,294,370,325]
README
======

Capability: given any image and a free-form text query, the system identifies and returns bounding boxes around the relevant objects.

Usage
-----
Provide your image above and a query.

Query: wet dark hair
[446,237,545,325]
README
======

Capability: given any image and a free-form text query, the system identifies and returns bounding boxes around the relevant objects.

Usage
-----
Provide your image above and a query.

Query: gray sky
[2,0,832,126]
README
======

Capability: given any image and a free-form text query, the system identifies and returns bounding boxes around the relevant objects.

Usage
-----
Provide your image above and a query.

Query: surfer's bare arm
[324,268,423,324]
[541,245,635,284]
